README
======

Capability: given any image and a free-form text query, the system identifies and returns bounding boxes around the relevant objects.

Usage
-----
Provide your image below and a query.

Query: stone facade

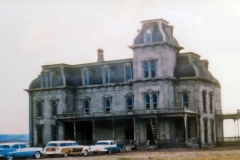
[26,18,222,148]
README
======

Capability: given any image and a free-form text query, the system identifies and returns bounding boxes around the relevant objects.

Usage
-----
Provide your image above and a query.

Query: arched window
[146,29,151,43]
[126,97,133,112]
[126,67,132,81]
[36,103,42,117]
[105,99,111,114]
[152,94,158,109]
[182,93,189,107]
[144,62,149,78]
[105,69,110,84]
[84,101,90,115]
[51,101,57,116]
[84,71,89,86]
[151,61,156,78]
[145,95,150,110]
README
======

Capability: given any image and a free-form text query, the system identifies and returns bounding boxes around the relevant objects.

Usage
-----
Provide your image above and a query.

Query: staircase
[150,117,158,144]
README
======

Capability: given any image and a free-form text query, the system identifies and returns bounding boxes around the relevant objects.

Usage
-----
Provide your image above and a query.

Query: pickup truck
[89,140,123,154]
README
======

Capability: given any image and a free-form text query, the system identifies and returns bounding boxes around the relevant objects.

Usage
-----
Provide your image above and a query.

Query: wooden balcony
[56,107,198,119]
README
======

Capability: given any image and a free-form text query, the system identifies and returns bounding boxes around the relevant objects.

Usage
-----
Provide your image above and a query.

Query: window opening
[145,95,150,110]
[84,101,90,116]
[209,94,213,112]
[126,67,132,81]
[105,69,110,84]
[151,61,156,78]
[51,101,57,116]
[202,91,207,112]
[52,125,57,141]
[37,125,43,144]
[152,94,157,110]
[105,99,111,114]
[204,120,208,143]
[182,93,189,107]
[37,103,42,117]
[84,71,89,86]
[146,29,151,43]
[127,97,133,112]
[144,62,149,78]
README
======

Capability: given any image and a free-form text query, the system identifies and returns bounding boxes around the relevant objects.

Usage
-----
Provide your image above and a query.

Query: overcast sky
[0,0,240,137]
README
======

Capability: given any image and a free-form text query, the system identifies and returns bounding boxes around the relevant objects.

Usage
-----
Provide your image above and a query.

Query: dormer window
[124,63,132,82]
[146,29,152,43]
[42,71,51,88]
[105,69,110,84]
[102,65,112,84]
[84,71,89,86]
[81,67,92,86]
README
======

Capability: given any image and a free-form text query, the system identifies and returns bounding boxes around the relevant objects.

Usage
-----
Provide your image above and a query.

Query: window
[202,91,207,112]
[126,66,132,81]
[204,119,208,143]
[126,97,133,112]
[144,62,149,78]
[84,101,90,116]
[60,143,67,146]
[11,145,19,149]
[105,69,110,84]
[145,95,150,110]
[83,71,89,86]
[209,93,213,112]
[152,94,158,109]
[150,61,156,78]
[42,72,51,88]
[182,93,189,107]
[105,99,111,114]
[36,102,42,117]
[37,125,43,144]
[146,29,152,43]
[52,125,57,141]
[51,101,57,116]
[20,144,26,148]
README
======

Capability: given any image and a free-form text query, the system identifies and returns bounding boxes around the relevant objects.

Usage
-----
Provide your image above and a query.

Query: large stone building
[26,18,223,148]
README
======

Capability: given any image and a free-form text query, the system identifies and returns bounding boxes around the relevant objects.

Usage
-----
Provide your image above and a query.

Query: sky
[0,0,240,136]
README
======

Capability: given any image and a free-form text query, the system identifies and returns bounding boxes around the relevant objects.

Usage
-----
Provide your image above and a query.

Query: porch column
[184,114,188,142]
[234,119,236,141]
[74,121,76,140]
[92,120,95,141]
[112,120,115,140]
[237,117,239,142]
[196,116,199,138]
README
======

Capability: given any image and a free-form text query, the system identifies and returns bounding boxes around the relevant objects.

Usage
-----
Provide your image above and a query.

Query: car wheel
[83,149,88,156]
[7,155,13,160]
[34,151,41,159]
[63,152,68,157]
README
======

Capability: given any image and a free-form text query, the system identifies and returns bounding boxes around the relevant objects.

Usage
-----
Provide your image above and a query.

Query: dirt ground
[27,147,240,160]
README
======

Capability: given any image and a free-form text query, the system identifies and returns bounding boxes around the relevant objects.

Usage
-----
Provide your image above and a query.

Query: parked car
[89,140,123,154]
[42,140,89,157]
[0,142,43,160]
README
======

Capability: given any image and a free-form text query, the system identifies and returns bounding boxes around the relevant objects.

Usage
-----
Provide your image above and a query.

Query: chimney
[97,48,104,62]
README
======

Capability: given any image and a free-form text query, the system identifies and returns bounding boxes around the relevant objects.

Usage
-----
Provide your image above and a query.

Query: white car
[0,142,43,160]
[43,140,89,157]
[89,140,123,154]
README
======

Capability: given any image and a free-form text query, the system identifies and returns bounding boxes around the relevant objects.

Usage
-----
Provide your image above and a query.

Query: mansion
[26,18,223,148]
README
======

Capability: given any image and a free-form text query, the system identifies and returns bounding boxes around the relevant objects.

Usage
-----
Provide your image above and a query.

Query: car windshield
[96,142,109,145]
[0,145,10,148]
[47,143,57,147]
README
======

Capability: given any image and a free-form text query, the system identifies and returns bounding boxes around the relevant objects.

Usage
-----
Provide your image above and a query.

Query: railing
[215,109,240,115]
[217,137,239,142]
[57,107,198,119]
